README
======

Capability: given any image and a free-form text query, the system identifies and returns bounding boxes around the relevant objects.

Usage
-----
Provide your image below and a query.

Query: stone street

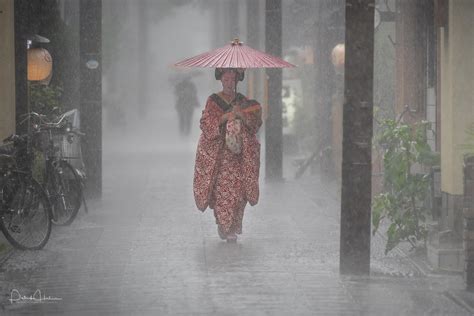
[0,131,471,315]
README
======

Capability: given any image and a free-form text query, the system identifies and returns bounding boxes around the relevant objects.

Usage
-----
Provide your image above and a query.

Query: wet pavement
[0,133,472,315]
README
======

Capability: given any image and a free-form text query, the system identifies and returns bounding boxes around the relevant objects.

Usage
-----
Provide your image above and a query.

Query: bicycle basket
[46,109,85,172]
[52,132,83,161]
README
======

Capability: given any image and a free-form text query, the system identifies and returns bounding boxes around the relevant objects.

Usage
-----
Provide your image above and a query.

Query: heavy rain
[0,0,473,315]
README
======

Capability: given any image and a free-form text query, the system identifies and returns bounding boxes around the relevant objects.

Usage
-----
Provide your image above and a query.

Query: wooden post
[395,0,428,122]
[340,0,375,275]
[265,0,283,181]
[14,0,29,135]
[80,0,102,198]
[137,0,149,118]
[0,0,16,140]
[246,0,260,100]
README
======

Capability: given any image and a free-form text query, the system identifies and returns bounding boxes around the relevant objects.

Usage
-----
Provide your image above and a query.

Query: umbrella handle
[233,79,238,102]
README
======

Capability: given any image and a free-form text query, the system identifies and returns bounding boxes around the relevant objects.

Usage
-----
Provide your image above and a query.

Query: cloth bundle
[225,118,242,154]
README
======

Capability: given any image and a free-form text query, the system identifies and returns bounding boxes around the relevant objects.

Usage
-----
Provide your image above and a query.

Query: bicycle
[0,134,52,250]
[30,111,87,226]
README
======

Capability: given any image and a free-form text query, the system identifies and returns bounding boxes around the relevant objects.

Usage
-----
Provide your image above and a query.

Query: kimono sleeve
[200,97,224,140]
[242,103,262,135]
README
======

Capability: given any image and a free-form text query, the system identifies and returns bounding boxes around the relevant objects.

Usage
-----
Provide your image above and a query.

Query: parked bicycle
[28,111,87,226]
[0,133,52,250]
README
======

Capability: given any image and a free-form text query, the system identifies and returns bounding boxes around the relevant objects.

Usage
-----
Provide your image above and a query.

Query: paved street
[0,127,471,315]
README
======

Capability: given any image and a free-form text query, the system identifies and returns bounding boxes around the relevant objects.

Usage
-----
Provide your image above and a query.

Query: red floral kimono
[193,92,262,236]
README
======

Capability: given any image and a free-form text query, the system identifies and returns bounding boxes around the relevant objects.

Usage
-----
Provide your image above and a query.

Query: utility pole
[265,0,283,182]
[80,0,102,198]
[340,0,375,275]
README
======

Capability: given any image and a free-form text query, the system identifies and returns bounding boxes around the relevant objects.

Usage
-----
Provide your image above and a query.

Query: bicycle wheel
[0,174,52,250]
[49,160,82,226]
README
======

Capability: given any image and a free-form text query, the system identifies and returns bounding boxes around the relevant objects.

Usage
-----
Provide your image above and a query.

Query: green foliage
[30,83,63,114]
[459,123,474,154]
[372,119,439,254]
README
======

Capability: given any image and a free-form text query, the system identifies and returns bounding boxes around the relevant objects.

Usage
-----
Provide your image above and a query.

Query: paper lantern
[27,48,53,81]
[331,44,345,68]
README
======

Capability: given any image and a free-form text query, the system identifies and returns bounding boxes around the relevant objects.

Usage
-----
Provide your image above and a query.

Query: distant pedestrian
[193,68,262,243]
[174,77,200,136]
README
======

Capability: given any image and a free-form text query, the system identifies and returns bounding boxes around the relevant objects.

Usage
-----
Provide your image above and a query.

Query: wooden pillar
[313,1,326,167]
[435,0,448,151]
[137,1,149,118]
[340,0,375,275]
[395,0,428,122]
[246,0,261,100]
[14,0,29,135]
[80,0,102,198]
[265,0,283,181]
[312,0,344,178]
[0,0,16,140]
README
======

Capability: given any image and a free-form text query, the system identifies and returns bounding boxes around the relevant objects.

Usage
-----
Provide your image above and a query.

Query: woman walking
[193,68,262,243]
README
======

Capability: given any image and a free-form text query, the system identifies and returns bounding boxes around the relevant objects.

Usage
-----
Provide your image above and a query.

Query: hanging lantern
[27,48,53,81]
[331,43,345,68]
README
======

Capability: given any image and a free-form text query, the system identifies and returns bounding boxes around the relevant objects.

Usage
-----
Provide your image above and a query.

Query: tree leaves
[30,84,63,113]
[372,118,436,254]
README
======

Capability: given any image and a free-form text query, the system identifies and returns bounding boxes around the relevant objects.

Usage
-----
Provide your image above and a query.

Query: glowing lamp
[331,44,345,68]
[27,48,53,81]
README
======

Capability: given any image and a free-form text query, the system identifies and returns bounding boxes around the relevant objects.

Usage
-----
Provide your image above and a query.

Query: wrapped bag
[225,118,242,154]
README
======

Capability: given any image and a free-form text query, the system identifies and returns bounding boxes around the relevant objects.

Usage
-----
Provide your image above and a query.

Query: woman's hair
[215,68,245,81]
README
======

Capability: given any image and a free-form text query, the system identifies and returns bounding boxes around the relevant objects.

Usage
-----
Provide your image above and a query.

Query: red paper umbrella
[174,38,295,69]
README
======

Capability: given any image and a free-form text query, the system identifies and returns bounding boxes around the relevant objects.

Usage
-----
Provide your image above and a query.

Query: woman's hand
[232,105,245,120]
[219,112,235,125]
[219,104,246,125]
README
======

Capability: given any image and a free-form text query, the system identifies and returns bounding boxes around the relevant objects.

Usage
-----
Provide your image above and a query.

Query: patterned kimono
[193,92,262,235]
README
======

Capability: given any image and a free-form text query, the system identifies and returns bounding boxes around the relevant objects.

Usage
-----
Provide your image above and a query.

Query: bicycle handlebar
[18,111,85,137]
[20,111,68,127]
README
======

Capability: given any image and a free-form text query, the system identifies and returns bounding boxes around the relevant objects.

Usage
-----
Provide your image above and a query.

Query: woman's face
[220,71,237,95]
